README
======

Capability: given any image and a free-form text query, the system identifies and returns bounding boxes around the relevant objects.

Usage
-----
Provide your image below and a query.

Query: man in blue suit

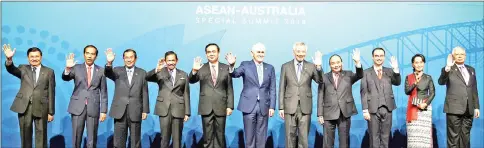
[226,42,276,148]
[62,45,108,148]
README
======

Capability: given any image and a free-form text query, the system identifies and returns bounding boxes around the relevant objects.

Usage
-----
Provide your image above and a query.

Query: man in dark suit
[438,46,480,148]
[146,51,190,148]
[360,47,401,148]
[104,48,149,148]
[62,45,108,148]
[3,44,55,148]
[189,43,234,148]
[317,49,363,148]
[279,42,323,148]
[226,42,276,148]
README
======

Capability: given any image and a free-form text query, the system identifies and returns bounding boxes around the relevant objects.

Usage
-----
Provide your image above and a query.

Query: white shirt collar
[126,66,135,72]
[209,62,219,68]
[85,63,94,69]
[254,60,263,66]
[456,64,465,68]
[294,59,303,66]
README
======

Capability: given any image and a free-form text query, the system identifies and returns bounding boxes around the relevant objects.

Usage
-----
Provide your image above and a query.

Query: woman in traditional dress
[405,54,435,148]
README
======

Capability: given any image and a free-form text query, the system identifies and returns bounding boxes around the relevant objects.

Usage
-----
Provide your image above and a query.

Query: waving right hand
[157,58,166,71]
[446,54,454,67]
[65,53,77,68]
[105,48,115,63]
[2,44,16,59]
[193,56,203,71]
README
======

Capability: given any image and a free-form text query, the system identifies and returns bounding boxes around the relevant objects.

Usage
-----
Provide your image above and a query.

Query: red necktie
[377,69,382,79]
[86,66,92,104]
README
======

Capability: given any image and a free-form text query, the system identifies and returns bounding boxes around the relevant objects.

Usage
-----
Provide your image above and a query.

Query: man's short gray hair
[293,42,307,51]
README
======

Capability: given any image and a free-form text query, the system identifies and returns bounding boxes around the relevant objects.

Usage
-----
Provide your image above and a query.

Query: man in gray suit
[62,45,108,148]
[146,51,190,148]
[3,44,55,148]
[279,42,323,148]
[104,48,149,148]
[438,46,480,148]
[189,43,234,148]
[317,49,363,148]
[360,47,401,148]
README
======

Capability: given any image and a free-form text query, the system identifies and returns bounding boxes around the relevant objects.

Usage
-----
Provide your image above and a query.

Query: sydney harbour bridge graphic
[1,20,483,147]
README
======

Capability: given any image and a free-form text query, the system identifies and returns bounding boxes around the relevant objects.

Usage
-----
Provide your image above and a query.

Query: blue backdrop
[1,2,483,148]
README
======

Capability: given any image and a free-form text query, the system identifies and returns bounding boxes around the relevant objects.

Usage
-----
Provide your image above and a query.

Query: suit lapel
[163,68,174,90]
[250,61,260,86]
[453,64,467,85]
[289,60,299,85]
[466,65,474,86]
[34,66,47,89]
[129,67,138,89]
[203,63,215,88]
[80,64,88,87]
[120,67,130,88]
[173,69,184,88]
[327,73,335,89]
[369,66,380,92]
[336,72,344,90]
[89,65,98,89]
[300,61,309,84]
[25,65,34,87]
[262,63,269,86]
[215,63,223,88]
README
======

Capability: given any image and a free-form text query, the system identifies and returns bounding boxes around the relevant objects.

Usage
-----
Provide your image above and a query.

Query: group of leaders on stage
[2,42,480,148]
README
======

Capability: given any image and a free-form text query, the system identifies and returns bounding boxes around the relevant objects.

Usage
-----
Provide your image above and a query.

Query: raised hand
[105,48,115,63]
[225,52,236,65]
[352,48,361,65]
[192,56,203,71]
[446,54,454,67]
[157,58,166,71]
[65,53,77,68]
[312,50,323,66]
[389,56,399,69]
[2,44,16,59]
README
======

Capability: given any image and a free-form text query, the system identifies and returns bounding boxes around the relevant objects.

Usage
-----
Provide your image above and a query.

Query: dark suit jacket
[279,60,323,114]
[105,65,149,121]
[360,66,401,113]
[317,67,363,120]
[62,63,108,117]
[147,67,190,118]
[189,62,234,116]
[404,73,435,105]
[231,60,276,116]
[6,62,55,117]
[438,64,479,115]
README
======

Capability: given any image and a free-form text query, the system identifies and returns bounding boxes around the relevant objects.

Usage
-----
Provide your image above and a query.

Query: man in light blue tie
[226,42,276,148]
